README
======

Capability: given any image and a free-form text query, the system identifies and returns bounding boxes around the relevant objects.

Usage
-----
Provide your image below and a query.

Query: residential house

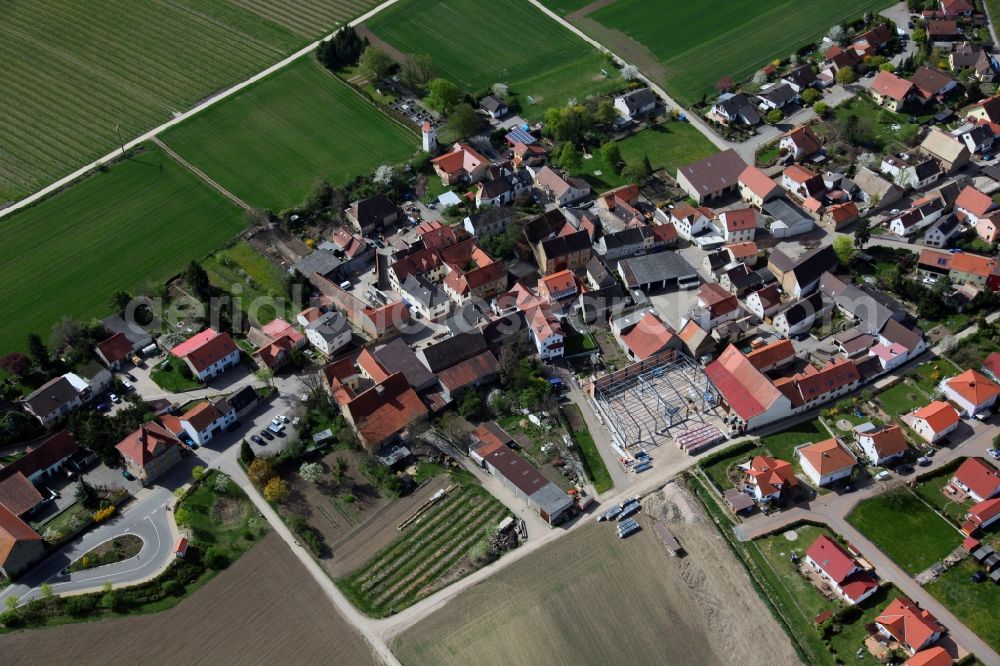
[782,64,818,93]
[677,319,716,360]
[820,272,904,336]
[585,255,616,290]
[739,165,780,208]
[676,149,747,204]
[768,244,838,298]
[402,274,451,320]
[715,210,757,243]
[440,238,508,303]
[345,194,397,235]
[169,329,240,381]
[613,87,657,118]
[703,248,732,277]
[804,535,879,605]
[772,291,827,337]
[475,162,532,208]
[908,400,961,443]
[950,42,995,82]
[797,438,856,486]
[955,185,996,224]
[889,197,945,237]
[984,351,1000,383]
[304,311,351,356]
[870,71,916,111]
[533,166,591,207]
[880,154,940,191]
[726,241,759,266]
[856,423,909,465]
[952,457,1000,502]
[976,212,1000,244]
[536,229,591,274]
[538,270,578,305]
[94,332,135,369]
[922,214,962,247]
[431,143,490,185]
[756,83,797,111]
[670,204,713,241]
[0,473,43,522]
[116,422,182,485]
[941,368,1000,417]
[250,319,307,371]
[966,94,1000,124]
[463,210,508,239]
[956,124,994,154]
[0,431,79,485]
[917,248,1000,289]
[745,338,795,373]
[941,0,974,17]
[870,318,926,371]
[823,201,860,230]
[226,385,260,420]
[781,165,825,201]
[0,505,44,578]
[926,19,960,41]
[312,274,410,342]
[416,332,499,404]
[704,345,795,431]
[22,374,89,425]
[595,224,677,260]
[962,497,1000,535]
[479,94,508,119]
[875,598,944,655]
[854,166,904,210]
[613,310,679,361]
[742,455,799,503]
[178,398,236,446]
[780,125,823,161]
[911,67,959,103]
[343,372,429,451]
[691,283,741,329]
[524,303,564,360]
[708,93,761,126]
[744,284,782,320]
[719,263,773,297]
[919,128,970,173]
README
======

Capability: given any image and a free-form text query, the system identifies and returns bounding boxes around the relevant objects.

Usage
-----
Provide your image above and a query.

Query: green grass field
[365,0,623,119]
[847,489,960,575]
[759,418,832,463]
[0,0,309,202]
[575,0,893,106]
[0,145,246,354]
[927,557,1000,654]
[202,241,292,324]
[162,58,418,211]
[876,381,929,417]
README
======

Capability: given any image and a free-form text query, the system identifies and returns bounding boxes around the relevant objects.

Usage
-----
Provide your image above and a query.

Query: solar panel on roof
[505,127,537,145]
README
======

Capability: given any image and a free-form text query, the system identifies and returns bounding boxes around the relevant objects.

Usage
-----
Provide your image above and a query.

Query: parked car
[95,402,110,412]
[896,464,914,475]
[260,429,274,440]
[292,416,300,428]
[122,380,133,391]
[276,415,289,424]
[125,373,137,382]
[110,393,120,403]
[988,448,1000,460]
[916,456,932,466]
[875,470,891,481]
[251,435,264,445]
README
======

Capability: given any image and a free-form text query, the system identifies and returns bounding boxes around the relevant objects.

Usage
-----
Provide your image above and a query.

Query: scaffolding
[593,352,720,451]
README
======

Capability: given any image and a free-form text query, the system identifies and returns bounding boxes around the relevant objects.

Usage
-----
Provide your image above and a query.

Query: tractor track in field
[150,138,250,210]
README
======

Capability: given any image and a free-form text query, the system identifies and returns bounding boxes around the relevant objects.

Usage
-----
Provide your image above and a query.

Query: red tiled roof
[745,339,794,371]
[0,503,40,566]
[704,345,784,421]
[792,358,860,402]
[620,312,676,361]
[0,431,79,482]
[739,166,778,198]
[471,423,513,458]
[956,185,994,217]
[783,164,819,184]
[871,70,914,101]
[875,598,943,653]
[437,350,498,392]
[745,454,798,495]
[862,425,909,459]
[828,201,859,223]
[953,457,1000,500]
[904,646,953,666]
[913,400,960,432]
[652,223,678,242]
[115,422,180,466]
[721,208,757,232]
[946,368,1000,406]
[726,241,758,261]
[983,351,1000,378]
[0,472,43,517]
[180,402,223,432]
[357,348,391,384]
[298,307,323,324]
[799,438,855,475]
[170,329,238,373]
[806,535,857,583]
[346,372,429,449]
[966,497,1000,531]
[782,125,822,156]
[541,269,577,297]
[919,248,999,278]
[95,332,133,365]
[431,143,488,176]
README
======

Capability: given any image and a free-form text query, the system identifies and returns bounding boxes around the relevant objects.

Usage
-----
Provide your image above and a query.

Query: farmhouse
[940,368,1000,417]
[907,400,961,443]
[738,166,780,208]
[617,252,700,291]
[874,598,943,655]
[115,422,182,485]
[614,87,656,118]
[670,204,713,240]
[797,438,856,486]
[741,454,798,503]
[804,535,878,605]
[0,431,79,486]
[855,423,909,465]
[950,43,995,82]
[771,292,827,338]
[951,457,1000,503]
[676,149,747,204]
[169,328,240,381]
[431,143,490,185]
[743,284,782,320]
[767,243,837,298]
[677,319,716,360]
[346,194,397,235]
[477,442,573,525]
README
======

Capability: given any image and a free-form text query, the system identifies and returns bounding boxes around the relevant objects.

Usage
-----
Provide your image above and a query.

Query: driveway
[880,2,917,66]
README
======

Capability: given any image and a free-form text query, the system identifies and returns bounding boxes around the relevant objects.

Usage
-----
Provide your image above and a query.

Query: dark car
[125,373,137,382]
[260,429,274,440]
[896,464,914,475]
[251,435,264,445]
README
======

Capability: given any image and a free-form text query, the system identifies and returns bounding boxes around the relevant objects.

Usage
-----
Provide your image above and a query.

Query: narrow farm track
[0,0,404,219]
[151,137,250,210]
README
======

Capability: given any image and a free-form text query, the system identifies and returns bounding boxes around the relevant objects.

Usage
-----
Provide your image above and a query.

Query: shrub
[263,477,290,503]
[203,546,230,570]
[192,465,206,480]
[248,458,275,487]
[92,506,116,523]
[64,594,98,617]
[161,580,184,597]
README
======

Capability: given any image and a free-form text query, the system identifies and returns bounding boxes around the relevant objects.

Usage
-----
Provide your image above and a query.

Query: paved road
[0,0,405,221]
[0,487,175,607]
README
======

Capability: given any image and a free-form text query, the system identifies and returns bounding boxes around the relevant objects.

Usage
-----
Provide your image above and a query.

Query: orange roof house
[942,368,1000,416]
[875,598,944,655]
[856,424,908,465]
[169,329,239,379]
[742,454,798,501]
[115,422,182,484]
[738,165,779,206]
[951,457,1000,503]
[961,497,1000,535]
[94,332,134,368]
[0,503,44,578]
[908,401,961,443]
[745,339,795,373]
[538,269,578,303]
[780,125,822,159]
[797,438,856,486]
[619,312,678,362]
[431,143,490,185]
[342,372,428,451]
[904,646,953,666]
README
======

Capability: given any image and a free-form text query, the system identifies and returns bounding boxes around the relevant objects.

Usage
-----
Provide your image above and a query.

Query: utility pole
[115,123,126,159]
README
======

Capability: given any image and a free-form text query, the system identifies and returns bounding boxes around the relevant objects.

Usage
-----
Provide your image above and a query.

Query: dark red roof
[0,431,79,482]
[96,332,133,365]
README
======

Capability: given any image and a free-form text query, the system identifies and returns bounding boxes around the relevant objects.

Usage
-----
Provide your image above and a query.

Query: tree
[594,100,617,125]
[879,62,895,72]
[332,457,349,485]
[357,46,394,82]
[75,478,98,509]
[26,333,49,370]
[600,141,622,175]
[765,109,784,125]
[425,78,462,114]
[555,142,582,173]
[826,25,847,45]
[401,53,434,89]
[263,476,290,503]
[184,260,211,302]
[447,102,481,138]
[108,290,131,314]
[854,217,872,249]
[191,465,206,480]
[715,76,734,93]
[621,63,639,81]
[0,353,30,377]
[373,164,394,188]
[491,82,509,100]
[299,462,323,484]
[833,236,856,266]
[813,101,829,117]
[752,70,768,86]
[835,67,856,85]
[240,440,256,466]
[256,366,274,390]
[248,458,275,487]
[40,583,53,600]
[0,410,37,447]
[203,545,230,570]
[317,26,367,71]
[801,88,821,105]
[458,390,483,419]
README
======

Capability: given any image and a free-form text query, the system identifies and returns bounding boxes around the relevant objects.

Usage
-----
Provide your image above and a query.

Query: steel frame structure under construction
[592,352,718,451]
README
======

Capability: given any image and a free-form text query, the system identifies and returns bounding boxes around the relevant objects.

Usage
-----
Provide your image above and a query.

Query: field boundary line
[151,138,250,210]
[317,63,420,139]
[0,0,406,221]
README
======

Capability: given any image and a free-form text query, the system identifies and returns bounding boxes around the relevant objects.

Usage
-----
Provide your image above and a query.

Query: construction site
[588,350,727,463]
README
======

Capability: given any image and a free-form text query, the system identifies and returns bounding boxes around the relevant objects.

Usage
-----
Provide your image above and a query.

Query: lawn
[573,0,893,106]
[202,241,292,325]
[909,357,960,396]
[0,144,246,354]
[162,57,418,211]
[563,334,597,356]
[876,381,930,417]
[927,558,1000,654]
[847,488,960,575]
[365,0,624,120]
[0,0,304,201]
[562,404,613,494]
[150,363,204,394]
[752,524,838,621]
[759,418,832,462]
[913,462,969,527]
[699,442,765,492]
[949,330,1000,371]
